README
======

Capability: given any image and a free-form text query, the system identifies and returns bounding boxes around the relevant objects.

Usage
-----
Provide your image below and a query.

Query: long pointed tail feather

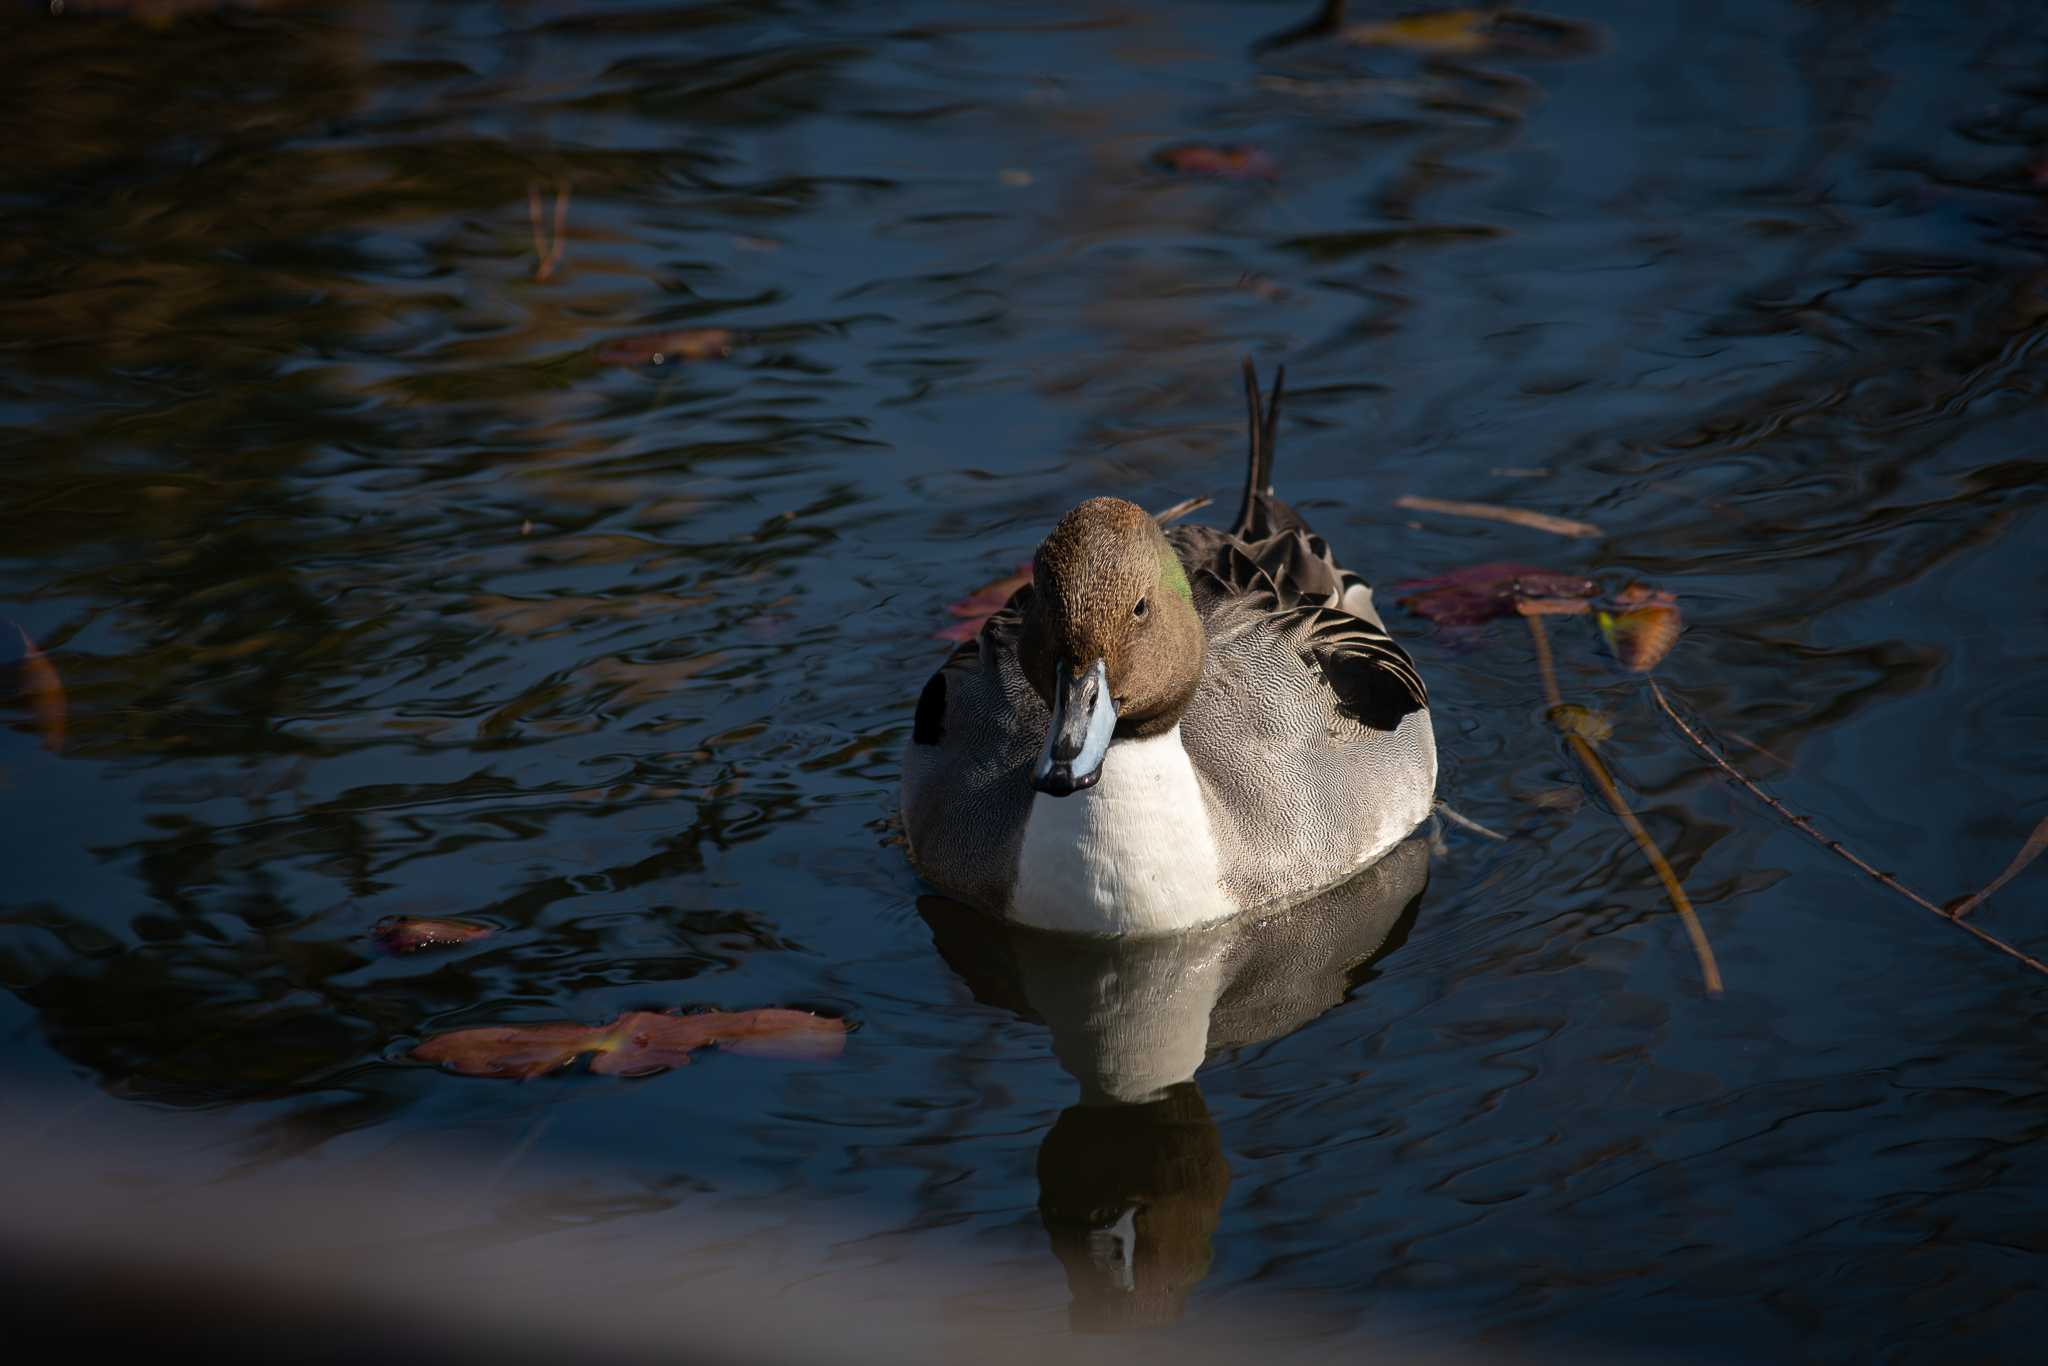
[1264,365,1286,486]
[1234,357,1287,539]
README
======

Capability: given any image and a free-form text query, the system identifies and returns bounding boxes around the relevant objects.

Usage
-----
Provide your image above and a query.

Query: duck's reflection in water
[920,835,1429,1332]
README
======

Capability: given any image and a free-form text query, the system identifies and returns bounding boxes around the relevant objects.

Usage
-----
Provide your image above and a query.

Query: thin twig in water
[1527,604,1562,708]
[1436,800,1508,842]
[1528,615,1723,995]
[1397,494,1601,540]
[1950,816,2048,920]
[1723,729,1790,768]
[1648,678,2048,978]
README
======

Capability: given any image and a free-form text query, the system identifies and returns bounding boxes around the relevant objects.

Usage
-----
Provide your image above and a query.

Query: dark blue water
[3,1,2046,1360]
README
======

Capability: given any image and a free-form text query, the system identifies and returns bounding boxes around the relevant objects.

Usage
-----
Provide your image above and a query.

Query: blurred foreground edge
[0,1111,1645,1366]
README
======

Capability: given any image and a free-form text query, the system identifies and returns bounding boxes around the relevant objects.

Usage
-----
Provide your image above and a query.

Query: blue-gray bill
[1033,657,1118,796]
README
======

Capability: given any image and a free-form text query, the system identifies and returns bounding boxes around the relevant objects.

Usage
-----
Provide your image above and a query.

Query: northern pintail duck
[902,361,1437,934]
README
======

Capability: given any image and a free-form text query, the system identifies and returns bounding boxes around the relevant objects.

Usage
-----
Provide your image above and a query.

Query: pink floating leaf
[1394,563,1597,626]
[374,916,494,954]
[414,1021,602,1080]
[1152,144,1278,181]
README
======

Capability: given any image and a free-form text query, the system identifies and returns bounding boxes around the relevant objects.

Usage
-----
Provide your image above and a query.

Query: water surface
[3,1,2046,1359]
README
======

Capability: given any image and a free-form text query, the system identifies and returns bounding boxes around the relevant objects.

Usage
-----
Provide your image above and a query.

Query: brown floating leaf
[1338,7,1604,58]
[1950,816,2048,920]
[1596,584,1682,672]
[1395,562,1597,626]
[596,328,737,367]
[1396,495,1601,539]
[415,1009,847,1080]
[1152,144,1278,181]
[936,563,1032,642]
[374,915,493,954]
[9,623,65,754]
[1343,9,1492,52]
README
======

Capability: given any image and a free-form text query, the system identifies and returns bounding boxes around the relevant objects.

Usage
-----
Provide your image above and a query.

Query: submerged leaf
[6,623,66,753]
[1152,144,1278,181]
[1546,704,1613,743]
[1395,563,1597,626]
[596,328,737,367]
[1596,584,1681,672]
[374,915,493,954]
[415,1008,847,1080]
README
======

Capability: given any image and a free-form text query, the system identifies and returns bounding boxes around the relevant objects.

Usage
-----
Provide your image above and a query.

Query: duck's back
[1169,517,1437,914]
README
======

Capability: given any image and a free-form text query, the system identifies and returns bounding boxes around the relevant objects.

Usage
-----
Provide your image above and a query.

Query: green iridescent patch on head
[1158,543,1193,602]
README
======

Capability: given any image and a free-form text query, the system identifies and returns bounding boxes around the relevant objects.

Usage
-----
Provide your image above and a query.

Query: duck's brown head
[1019,497,1205,796]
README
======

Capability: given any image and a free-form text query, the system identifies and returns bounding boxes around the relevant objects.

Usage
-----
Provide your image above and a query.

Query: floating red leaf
[936,563,1032,642]
[1395,563,1597,626]
[1152,144,1278,181]
[414,1008,847,1080]
[1596,584,1682,671]
[596,328,737,367]
[374,915,493,954]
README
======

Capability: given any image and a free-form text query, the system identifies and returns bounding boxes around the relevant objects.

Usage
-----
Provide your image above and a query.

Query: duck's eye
[1133,597,1148,620]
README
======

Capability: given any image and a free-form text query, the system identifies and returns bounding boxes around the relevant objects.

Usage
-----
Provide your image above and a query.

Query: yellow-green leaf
[1596,584,1681,672]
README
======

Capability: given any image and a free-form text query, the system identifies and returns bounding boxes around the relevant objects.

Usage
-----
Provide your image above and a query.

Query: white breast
[1010,726,1240,935]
